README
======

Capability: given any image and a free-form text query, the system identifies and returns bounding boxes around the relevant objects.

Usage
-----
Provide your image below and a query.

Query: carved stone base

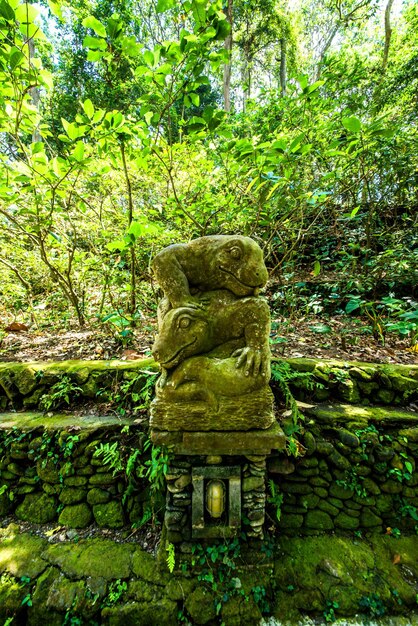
[151,424,285,542]
[149,386,275,431]
[151,421,285,455]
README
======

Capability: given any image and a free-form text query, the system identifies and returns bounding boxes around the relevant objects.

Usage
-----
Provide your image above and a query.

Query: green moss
[0,532,48,578]
[87,487,110,505]
[131,547,169,585]
[101,599,178,626]
[360,509,383,527]
[0,491,11,515]
[59,487,86,505]
[45,538,134,579]
[46,576,86,612]
[0,411,133,432]
[305,510,334,530]
[30,566,62,626]
[185,586,217,625]
[0,573,25,620]
[306,403,418,425]
[15,492,57,523]
[334,512,360,529]
[58,503,92,528]
[36,460,60,483]
[93,501,124,528]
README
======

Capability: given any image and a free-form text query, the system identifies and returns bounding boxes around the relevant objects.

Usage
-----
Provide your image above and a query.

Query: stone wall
[283,358,418,405]
[269,404,418,535]
[0,413,152,529]
[1,357,417,536]
[1,357,417,410]
[0,358,158,410]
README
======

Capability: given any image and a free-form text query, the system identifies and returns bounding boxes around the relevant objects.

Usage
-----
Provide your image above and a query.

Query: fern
[271,362,305,429]
[93,442,123,475]
[166,542,176,573]
[267,480,283,522]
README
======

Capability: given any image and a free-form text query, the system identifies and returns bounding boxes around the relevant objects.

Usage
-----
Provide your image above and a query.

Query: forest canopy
[0,0,417,350]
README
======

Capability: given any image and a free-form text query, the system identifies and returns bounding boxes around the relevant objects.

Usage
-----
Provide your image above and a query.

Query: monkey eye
[178,316,191,329]
[229,247,241,259]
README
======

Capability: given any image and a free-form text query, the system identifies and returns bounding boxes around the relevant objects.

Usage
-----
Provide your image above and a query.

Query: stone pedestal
[151,423,285,542]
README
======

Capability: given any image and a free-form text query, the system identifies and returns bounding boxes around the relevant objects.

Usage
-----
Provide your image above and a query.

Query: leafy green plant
[93,442,124,475]
[251,585,270,614]
[336,466,368,499]
[166,542,176,573]
[143,440,173,494]
[323,599,339,623]
[101,369,158,416]
[101,579,128,607]
[267,480,283,522]
[39,376,83,412]
[359,593,386,617]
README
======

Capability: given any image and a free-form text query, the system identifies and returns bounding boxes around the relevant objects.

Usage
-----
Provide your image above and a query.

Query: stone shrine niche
[149,235,285,541]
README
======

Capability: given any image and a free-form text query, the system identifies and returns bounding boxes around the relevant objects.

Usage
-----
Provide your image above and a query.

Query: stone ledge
[303,403,418,426]
[150,421,286,455]
[0,411,133,431]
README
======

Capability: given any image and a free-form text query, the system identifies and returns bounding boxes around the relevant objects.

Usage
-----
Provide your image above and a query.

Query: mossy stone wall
[1,357,417,410]
[0,413,152,529]
[0,358,158,410]
[269,403,418,535]
[0,357,417,535]
[283,358,418,406]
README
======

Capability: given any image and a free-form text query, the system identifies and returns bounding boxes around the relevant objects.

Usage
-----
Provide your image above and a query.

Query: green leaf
[15,2,39,22]
[312,260,321,276]
[92,109,105,124]
[83,35,107,50]
[66,123,79,140]
[107,239,127,252]
[144,111,153,125]
[189,92,200,107]
[405,461,413,474]
[308,324,331,334]
[305,80,325,94]
[0,1,15,21]
[82,99,94,119]
[345,298,362,314]
[127,221,145,239]
[342,116,361,133]
[156,0,176,12]
[143,50,154,66]
[47,0,62,19]
[82,15,107,38]
[9,48,24,70]
[350,206,360,218]
[72,141,85,162]
[192,0,207,28]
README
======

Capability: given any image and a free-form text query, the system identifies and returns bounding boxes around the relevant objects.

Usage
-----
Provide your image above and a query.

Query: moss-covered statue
[150,235,274,431]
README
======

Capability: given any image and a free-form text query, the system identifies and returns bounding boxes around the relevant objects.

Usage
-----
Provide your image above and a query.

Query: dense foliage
[0,0,417,344]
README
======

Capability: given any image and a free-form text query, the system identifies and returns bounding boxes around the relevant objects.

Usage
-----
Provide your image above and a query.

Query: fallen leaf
[392,553,401,565]
[5,322,29,332]
[45,526,63,537]
[122,349,143,360]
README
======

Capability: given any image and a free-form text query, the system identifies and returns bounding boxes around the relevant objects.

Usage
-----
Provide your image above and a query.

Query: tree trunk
[279,37,287,97]
[382,0,395,74]
[28,37,41,143]
[223,0,233,112]
[121,141,137,318]
[242,53,252,112]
